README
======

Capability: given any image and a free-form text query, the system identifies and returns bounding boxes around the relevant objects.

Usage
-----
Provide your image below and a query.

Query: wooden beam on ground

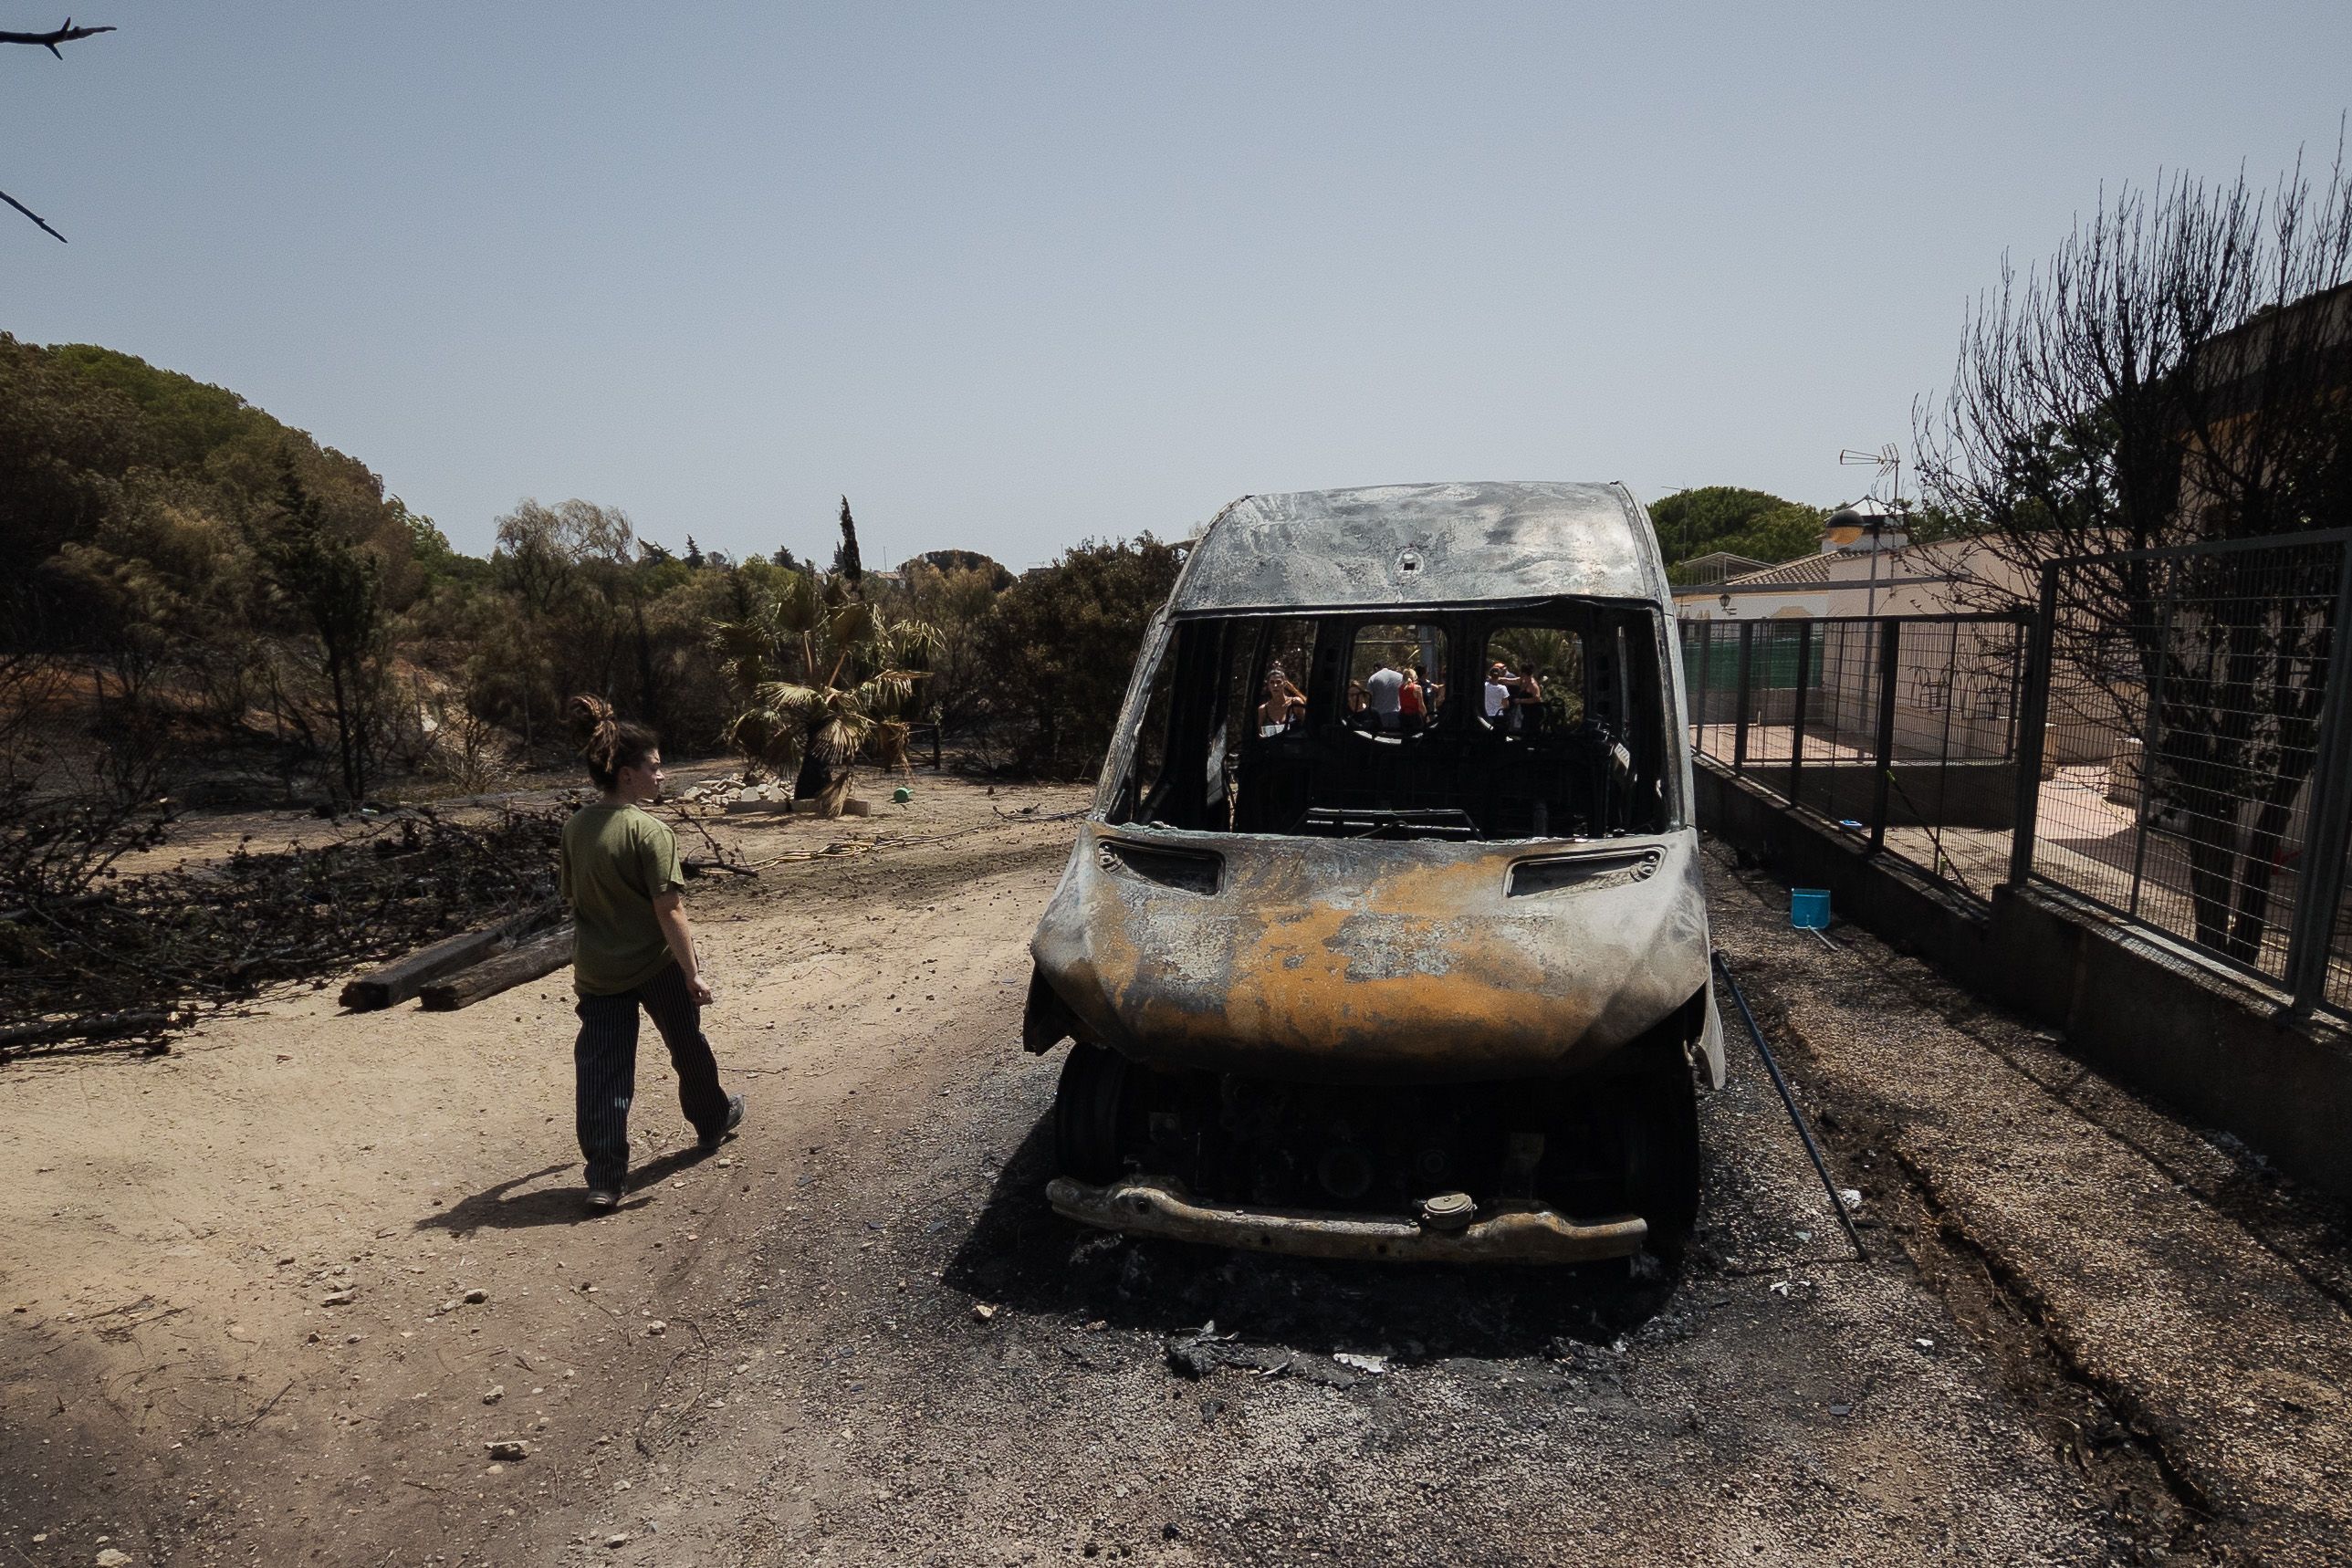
[340,925,506,1011]
[418,927,574,1012]
[338,905,559,1011]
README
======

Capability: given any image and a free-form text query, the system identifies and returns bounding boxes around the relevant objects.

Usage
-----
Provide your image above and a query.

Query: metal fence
[1683,532,2352,1019]
[2011,530,2352,1017]
[1682,612,2031,903]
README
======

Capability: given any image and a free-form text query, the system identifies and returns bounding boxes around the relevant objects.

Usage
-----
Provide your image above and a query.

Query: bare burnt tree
[252,464,389,807]
[1918,151,2352,960]
[1,18,115,242]
[0,571,174,925]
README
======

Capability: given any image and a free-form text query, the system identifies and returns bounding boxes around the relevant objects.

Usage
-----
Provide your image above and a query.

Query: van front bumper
[1046,1176,1647,1264]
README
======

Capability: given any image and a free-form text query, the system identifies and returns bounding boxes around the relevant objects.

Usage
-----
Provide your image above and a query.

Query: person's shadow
[418,1145,717,1235]
[942,1119,1682,1363]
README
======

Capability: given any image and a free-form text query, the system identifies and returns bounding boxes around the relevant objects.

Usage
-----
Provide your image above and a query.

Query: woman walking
[559,695,744,1212]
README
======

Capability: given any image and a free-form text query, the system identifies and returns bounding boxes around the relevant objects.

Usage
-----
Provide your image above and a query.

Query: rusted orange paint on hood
[1033,825,1706,1083]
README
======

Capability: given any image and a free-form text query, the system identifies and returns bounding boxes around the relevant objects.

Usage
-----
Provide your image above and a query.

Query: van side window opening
[1107,601,1674,841]
[1110,634,1181,826]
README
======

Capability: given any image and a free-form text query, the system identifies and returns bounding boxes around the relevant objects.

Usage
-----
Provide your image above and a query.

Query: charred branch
[2,19,115,240]
[0,184,66,242]
[1,807,565,1057]
[0,18,115,57]
[1918,146,2352,957]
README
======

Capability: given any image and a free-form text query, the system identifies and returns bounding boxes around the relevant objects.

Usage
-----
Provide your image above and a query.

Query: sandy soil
[4,783,2347,1566]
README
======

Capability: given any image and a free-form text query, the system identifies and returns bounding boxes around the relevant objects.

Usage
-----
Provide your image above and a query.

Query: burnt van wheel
[1621,1051,1701,1260]
[1053,1042,1131,1184]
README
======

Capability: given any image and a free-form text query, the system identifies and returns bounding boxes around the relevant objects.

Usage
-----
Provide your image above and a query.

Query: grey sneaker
[699,1092,745,1152]
[584,1187,622,1213]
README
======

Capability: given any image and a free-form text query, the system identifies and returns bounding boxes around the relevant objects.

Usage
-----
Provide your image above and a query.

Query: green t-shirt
[558,804,685,996]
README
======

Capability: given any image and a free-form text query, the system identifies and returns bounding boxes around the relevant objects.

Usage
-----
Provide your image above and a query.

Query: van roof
[1172,481,1666,614]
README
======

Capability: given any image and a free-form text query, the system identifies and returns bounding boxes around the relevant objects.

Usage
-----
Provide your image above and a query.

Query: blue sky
[6,3,2347,568]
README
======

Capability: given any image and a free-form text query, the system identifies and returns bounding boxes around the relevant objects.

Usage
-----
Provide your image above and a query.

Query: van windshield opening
[1104,601,1675,841]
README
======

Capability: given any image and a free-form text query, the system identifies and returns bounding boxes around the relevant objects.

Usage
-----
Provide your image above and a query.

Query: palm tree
[709,565,942,816]
[1490,626,1588,728]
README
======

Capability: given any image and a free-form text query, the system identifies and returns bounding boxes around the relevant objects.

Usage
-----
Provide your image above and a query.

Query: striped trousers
[573,960,731,1191]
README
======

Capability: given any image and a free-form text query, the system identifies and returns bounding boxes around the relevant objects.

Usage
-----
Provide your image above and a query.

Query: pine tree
[832,497,862,585]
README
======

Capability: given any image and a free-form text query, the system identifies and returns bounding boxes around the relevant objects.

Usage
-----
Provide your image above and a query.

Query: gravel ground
[6,798,2347,1566]
[1707,843,2352,1566]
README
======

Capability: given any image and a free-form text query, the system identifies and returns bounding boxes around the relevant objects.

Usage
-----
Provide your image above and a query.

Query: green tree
[979,536,1185,777]
[395,497,490,593]
[832,496,863,583]
[47,344,273,470]
[0,333,154,595]
[889,560,1009,733]
[905,549,1013,589]
[1648,486,1825,570]
[486,497,642,746]
[1721,503,1824,566]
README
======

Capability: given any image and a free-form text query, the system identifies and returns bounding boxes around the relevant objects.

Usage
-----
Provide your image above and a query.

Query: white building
[1671,501,2009,621]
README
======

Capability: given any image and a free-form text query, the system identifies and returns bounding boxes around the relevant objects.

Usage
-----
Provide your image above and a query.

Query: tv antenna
[1837,444,1905,615]
[1838,444,1902,509]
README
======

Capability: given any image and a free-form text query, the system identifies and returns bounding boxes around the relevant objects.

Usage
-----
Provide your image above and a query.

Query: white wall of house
[1673,588,1830,620]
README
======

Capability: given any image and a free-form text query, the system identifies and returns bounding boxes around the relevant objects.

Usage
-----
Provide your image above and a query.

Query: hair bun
[565,694,622,775]
[564,694,657,788]
[565,693,614,740]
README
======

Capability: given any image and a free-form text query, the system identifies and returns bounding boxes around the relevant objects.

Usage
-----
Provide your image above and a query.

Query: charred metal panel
[1030,821,1713,1084]
[1022,966,1084,1054]
[1174,483,1667,615]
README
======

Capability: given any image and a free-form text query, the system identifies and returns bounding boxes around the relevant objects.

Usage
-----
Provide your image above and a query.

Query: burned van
[1023,482,1723,1263]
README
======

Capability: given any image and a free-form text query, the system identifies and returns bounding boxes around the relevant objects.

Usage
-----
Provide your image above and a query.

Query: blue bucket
[1790,889,1832,930]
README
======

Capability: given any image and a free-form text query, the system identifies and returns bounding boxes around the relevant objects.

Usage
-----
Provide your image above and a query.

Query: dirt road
[5,779,2347,1565]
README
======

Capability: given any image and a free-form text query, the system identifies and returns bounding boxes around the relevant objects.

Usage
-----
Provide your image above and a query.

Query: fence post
[1870,617,1901,853]
[2284,545,2352,1013]
[2125,568,2177,920]
[1787,621,1814,807]
[1732,622,1754,775]
[1688,623,1712,758]
[2007,567,2061,887]
[2003,615,2029,759]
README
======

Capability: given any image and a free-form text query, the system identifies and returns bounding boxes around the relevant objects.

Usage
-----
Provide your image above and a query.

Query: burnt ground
[5,788,2351,1565]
